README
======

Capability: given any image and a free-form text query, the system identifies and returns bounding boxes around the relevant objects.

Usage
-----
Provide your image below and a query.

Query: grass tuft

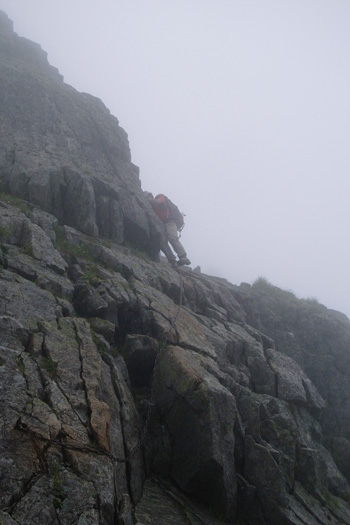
[0,192,32,216]
[252,276,297,301]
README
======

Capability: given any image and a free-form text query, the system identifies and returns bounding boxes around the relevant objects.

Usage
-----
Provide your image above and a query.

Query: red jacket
[150,194,171,223]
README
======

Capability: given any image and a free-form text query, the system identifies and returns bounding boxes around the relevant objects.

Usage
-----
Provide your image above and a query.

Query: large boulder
[154,346,237,521]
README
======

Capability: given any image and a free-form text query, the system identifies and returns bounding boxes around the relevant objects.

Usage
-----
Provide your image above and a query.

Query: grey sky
[1,0,350,317]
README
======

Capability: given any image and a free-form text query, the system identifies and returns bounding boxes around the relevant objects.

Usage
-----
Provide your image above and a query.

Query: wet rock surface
[1,10,350,524]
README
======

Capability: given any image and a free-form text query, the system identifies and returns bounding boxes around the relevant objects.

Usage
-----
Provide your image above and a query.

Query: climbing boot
[177,256,191,266]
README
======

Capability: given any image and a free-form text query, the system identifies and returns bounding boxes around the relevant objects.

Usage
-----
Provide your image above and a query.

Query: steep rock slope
[0,11,161,257]
[1,10,350,525]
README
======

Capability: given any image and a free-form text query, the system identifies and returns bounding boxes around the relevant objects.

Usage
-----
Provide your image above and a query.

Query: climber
[145,192,191,267]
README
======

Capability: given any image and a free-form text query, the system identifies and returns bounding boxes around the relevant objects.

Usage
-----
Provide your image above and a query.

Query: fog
[1,0,350,317]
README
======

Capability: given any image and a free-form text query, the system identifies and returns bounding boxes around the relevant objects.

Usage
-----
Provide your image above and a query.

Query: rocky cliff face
[1,10,350,525]
[0,11,162,258]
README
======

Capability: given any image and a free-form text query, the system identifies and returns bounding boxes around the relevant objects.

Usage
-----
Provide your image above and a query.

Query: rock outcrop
[1,10,350,525]
[0,11,162,259]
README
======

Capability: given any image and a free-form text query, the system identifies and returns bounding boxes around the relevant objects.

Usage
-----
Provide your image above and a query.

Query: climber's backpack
[163,195,185,231]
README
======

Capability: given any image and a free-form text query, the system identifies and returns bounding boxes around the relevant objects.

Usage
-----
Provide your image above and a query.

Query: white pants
[161,220,187,260]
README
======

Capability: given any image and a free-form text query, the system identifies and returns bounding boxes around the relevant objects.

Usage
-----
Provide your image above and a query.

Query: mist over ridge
[0,8,350,524]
